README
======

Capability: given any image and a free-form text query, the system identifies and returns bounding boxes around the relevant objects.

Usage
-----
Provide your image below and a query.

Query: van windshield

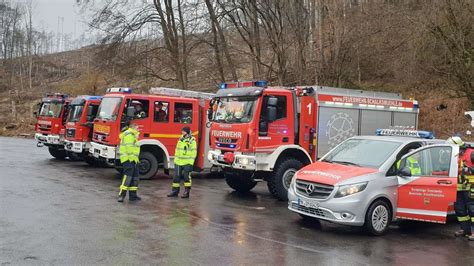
[322,139,402,169]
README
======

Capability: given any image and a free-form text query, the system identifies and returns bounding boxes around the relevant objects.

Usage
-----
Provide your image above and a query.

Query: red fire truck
[207,81,420,200]
[64,95,103,165]
[90,87,215,179]
[34,93,71,159]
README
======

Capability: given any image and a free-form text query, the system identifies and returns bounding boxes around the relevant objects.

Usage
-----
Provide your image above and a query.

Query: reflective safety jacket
[174,135,197,166]
[119,127,140,163]
[458,158,474,191]
[397,156,422,176]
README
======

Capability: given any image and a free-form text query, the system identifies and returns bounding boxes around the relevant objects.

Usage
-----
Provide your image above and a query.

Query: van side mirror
[33,111,38,117]
[398,167,412,177]
[126,106,136,118]
[470,150,474,164]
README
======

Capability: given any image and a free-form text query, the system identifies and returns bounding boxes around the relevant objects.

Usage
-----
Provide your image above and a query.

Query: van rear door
[396,144,458,223]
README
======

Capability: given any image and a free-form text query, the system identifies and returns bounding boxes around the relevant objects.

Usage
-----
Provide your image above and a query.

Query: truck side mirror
[33,111,38,117]
[398,166,412,177]
[267,106,277,122]
[471,150,474,164]
[126,106,136,118]
[87,106,94,117]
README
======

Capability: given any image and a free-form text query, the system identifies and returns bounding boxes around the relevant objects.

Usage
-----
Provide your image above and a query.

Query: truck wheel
[48,147,67,160]
[225,171,257,192]
[138,151,159,180]
[267,158,303,201]
[364,200,392,236]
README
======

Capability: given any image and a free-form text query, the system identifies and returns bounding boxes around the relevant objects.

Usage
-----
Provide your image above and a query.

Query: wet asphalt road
[0,137,473,265]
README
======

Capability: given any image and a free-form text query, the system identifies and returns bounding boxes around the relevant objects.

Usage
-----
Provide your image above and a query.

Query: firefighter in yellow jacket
[118,121,141,202]
[167,126,197,198]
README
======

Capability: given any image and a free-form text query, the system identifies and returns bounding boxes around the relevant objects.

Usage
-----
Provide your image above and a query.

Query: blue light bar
[106,87,132,94]
[254,80,268,87]
[375,128,434,139]
[86,96,103,100]
[219,83,227,90]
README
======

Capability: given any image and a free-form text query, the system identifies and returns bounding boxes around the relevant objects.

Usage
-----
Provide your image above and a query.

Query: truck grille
[93,133,108,142]
[39,124,51,131]
[295,180,334,199]
[66,128,76,138]
[290,202,333,219]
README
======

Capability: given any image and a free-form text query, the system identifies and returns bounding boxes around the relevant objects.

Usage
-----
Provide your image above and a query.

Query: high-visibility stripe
[120,185,129,191]
[397,208,446,217]
[149,131,198,139]
[129,186,138,191]
[172,183,180,188]
[457,216,471,222]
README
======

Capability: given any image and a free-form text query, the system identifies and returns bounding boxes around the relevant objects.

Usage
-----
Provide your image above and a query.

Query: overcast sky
[33,0,88,38]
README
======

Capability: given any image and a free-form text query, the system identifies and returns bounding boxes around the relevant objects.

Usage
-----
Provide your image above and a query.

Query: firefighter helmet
[447,136,465,147]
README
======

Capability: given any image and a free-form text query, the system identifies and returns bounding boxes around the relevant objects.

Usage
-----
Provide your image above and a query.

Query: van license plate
[298,198,320,209]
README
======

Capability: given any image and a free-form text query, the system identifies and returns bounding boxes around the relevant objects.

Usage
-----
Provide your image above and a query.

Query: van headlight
[290,175,297,191]
[334,182,368,198]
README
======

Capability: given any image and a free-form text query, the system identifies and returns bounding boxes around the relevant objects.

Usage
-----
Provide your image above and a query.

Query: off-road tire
[267,158,303,201]
[364,200,392,236]
[225,171,257,192]
[48,147,67,160]
[138,151,159,180]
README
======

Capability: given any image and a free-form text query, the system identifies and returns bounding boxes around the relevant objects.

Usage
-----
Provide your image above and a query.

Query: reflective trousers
[454,191,474,234]
[119,161,139,195]
[172,165,193,189]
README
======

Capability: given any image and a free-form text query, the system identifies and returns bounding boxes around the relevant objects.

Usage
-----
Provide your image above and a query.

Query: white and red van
[288,129,461,235]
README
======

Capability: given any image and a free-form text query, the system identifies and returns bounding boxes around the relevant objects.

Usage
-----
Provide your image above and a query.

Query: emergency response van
[64,95,102,165]
[288,129,461,235]
[90,87,215,179]
[34,93,71,159]
[207,82,420,200]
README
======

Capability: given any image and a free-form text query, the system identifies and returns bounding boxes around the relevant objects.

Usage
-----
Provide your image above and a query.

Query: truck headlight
[207,152,214,161]
[236,157,255,166]
[334,182,368,198]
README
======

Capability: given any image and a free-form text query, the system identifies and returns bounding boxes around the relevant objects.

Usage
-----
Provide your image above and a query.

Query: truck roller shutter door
[360,110,392,135]
[317,107,359,158]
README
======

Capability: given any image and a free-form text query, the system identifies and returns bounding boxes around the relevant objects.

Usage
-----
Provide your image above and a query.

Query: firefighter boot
[468,234,474,241]
[181,187,190,198]
[167,188,179,197]
[129,191,142,201]
[117,191,126,203]
[454,230,469,237]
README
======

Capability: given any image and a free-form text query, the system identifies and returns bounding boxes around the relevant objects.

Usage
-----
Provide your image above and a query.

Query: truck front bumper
[35,133,64,146]
[287,184,366,226]
[65,140,91,154]
[207,150,257,170]
[90,142,116,160]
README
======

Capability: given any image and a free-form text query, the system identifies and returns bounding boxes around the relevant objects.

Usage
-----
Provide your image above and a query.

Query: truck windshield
[322,139,402,169]
[67,105,84,122]
[97,97,122,121]
[211,97,257,123]
[39,102,63,118]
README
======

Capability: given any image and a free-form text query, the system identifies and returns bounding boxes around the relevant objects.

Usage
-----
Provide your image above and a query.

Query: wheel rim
[139,159,151,175]
[282,168,296,190]
[371,205,389,232]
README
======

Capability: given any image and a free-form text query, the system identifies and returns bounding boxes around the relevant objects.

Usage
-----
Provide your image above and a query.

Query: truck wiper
[331,160,361,167]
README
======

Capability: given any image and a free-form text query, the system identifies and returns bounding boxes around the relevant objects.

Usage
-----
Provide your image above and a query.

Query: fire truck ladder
[149,87,215,100]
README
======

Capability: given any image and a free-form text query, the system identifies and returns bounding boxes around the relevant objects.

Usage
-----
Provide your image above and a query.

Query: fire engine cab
[288,129,461,235]
[207,82,420,200]
[34,93,71,159]
[64,95,102,165]
[90,87,214,179]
